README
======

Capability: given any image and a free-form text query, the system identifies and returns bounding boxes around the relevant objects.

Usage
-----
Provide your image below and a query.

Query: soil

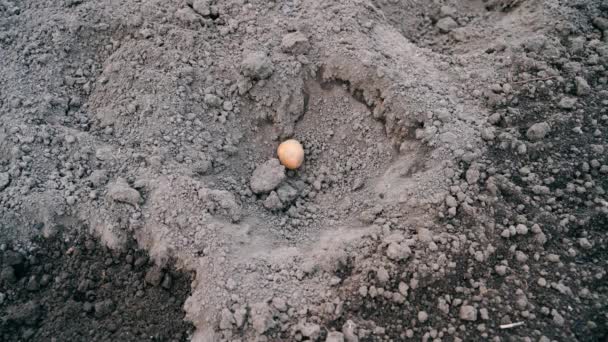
[0,232,194,342]
[1,0,607,341]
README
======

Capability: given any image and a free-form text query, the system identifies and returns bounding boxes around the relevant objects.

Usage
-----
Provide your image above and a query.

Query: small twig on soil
[500,321,525,329]
[512,76,557,85]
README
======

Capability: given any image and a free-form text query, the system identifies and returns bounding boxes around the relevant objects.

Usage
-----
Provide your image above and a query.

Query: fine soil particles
[0,0,607,341]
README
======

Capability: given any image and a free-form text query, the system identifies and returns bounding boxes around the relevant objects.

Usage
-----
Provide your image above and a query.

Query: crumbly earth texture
[0,0,607,341]
[0,233,194,341]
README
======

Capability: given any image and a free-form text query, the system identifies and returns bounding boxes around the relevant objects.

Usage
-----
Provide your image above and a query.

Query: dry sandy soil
[1,0,607,341]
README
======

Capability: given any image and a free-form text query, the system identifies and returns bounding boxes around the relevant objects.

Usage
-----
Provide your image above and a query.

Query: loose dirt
[1,233,194,341]
[1,0,607,341]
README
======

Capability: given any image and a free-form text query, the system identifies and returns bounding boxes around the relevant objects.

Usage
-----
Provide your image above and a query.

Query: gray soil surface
[1,0,607,341]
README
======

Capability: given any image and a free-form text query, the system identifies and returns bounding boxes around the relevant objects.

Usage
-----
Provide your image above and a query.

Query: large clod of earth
[1,0,607,341]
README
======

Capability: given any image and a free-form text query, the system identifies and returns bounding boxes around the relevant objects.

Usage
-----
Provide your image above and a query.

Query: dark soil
[0,231,194,342]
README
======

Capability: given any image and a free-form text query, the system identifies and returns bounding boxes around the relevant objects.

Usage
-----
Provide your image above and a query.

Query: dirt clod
[250,159,286,194]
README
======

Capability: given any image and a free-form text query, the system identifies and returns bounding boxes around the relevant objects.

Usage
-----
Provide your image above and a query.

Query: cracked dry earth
[1,0,607,341]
